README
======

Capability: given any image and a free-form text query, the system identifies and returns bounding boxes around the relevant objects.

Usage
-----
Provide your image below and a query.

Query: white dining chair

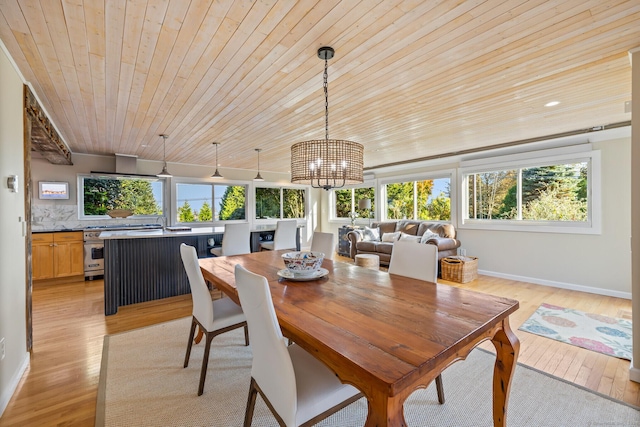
[234,264,362,427]
[259,219,297,251]
[388,239,438,282]
[387,239,445,404]
[210,222,251,256]
[310,231,335,260]
[180,243,249,396]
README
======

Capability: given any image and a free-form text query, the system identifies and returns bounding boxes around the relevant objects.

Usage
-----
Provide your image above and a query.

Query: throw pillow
[361,226,380,242]
[381,231,401,242]
[419,229,440,244]
[399,232,421,243]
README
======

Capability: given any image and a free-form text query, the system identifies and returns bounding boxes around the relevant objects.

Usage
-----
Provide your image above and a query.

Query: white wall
[0,45,28,417]
[323,135,632,299]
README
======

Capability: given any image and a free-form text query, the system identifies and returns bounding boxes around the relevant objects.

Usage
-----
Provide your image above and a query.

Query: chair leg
[435,374,445,404]
[244,377,259,427]
[184,317,197,368]
[198,332,215,396]
[243,324,249,346]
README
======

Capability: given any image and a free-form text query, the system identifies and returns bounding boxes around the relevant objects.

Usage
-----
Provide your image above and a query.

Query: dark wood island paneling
[103,234,217,315]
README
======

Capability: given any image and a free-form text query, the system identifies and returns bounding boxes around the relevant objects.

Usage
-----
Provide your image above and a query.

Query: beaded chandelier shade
[290,46,363,190]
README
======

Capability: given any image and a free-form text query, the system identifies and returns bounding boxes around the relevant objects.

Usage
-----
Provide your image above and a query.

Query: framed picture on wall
[38,181,69,200]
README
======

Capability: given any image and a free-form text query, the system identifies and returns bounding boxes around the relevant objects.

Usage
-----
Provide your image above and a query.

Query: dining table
[199,250,520,427]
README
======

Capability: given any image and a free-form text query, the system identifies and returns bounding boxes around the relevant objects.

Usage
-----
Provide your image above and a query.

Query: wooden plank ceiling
[0,0,638,173]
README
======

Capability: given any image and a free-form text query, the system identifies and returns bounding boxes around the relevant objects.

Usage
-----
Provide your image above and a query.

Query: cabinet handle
[49,244,54,247]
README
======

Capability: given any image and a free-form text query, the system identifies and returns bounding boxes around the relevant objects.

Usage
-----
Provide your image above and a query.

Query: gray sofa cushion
[347,220,460,265]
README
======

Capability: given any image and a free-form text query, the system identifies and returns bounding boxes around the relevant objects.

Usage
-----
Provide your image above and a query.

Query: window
[175,183,246,223]
[460,148,600,233]
[333,187,375,220]
[255,186,306,220]
[383,178,451,221]
[80,175,163,217]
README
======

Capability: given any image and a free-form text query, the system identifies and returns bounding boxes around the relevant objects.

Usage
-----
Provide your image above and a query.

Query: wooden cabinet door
[68,241,84,276]
[32,233,55,280]
[53,232,84,278]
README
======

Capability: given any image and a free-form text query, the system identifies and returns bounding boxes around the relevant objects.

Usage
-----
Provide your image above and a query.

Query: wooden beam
[24,85,72,165]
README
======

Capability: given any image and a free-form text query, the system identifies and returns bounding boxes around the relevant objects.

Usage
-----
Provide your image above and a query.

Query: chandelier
[290,46,363,190]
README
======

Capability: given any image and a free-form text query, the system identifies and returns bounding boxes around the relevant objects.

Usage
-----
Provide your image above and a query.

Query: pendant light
[156,134,172,178]
[211,142,223,179]
[254,148,264,181]
[290,46,364,190]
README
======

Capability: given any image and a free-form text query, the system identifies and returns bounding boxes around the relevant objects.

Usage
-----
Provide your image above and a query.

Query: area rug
[519,303,633,360]
[96,317,640,427]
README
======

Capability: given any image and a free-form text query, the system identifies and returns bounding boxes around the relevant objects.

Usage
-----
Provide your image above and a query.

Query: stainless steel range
[83,223,162,279]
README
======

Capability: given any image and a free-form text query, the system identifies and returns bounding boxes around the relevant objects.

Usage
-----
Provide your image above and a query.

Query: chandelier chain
[324,57,329,141]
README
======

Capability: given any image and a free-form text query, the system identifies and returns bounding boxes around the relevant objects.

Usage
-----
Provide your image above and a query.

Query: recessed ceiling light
[545,101,560,107]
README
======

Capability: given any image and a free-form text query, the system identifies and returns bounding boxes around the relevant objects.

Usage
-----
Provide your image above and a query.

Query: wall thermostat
[7,175,18,193]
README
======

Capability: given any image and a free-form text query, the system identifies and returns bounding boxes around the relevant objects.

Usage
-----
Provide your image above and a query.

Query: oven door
[84,242,104,278]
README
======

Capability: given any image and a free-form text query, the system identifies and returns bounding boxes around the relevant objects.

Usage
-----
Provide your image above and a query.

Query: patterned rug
[519,303,632,360]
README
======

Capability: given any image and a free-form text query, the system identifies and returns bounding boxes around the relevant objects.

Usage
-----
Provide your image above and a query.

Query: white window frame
[253,183,309,223]
[77,173,166,220]
[379,170,455,223]
[329,181,377,224]
[457,146,601,234]
[171,177,249,226]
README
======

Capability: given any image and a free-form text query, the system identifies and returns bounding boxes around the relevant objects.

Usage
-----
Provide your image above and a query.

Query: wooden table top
[199,250,520,426]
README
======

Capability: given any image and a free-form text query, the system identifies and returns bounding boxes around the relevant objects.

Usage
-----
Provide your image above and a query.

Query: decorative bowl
[106,209,133,218]
[282,251,325,276]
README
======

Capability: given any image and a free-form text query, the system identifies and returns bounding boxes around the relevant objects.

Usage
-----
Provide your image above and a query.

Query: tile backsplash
[31,204,162,231]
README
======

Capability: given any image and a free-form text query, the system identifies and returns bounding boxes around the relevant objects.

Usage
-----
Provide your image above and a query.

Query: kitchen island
[100,225,302,315]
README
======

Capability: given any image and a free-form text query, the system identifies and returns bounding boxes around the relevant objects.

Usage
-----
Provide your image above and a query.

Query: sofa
[346,220,460,266]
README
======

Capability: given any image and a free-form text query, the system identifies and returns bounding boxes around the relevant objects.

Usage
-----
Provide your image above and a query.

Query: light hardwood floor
[0,256,637,426]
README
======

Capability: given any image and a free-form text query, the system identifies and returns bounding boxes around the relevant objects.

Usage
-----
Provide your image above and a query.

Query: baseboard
[629,360,640,384]
[478,269,632,300]
[0,351,29,417]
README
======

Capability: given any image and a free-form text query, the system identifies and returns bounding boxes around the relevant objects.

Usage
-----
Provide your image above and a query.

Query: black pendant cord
[324,57,330,187]
[324,57,329,142]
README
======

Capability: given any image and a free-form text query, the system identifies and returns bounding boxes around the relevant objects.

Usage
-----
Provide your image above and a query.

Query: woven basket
[441,256,478,283]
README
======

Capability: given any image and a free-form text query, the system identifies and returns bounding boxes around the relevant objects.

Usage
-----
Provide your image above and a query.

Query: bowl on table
[282,251,325,276]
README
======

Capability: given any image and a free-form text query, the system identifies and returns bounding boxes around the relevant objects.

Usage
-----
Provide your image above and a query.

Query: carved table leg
[491,317,520,427]
[364,391,406,427]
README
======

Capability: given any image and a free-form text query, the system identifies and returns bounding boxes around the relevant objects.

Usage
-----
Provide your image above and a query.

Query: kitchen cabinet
[32,232,84,280]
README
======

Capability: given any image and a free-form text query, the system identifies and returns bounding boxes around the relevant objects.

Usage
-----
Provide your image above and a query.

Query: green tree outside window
[255,187,281,219]
[218,186,246,220]
[83,177,161,216]
[198,201,213,221]
[335,189,351,217]
[468,161,588,222]
[283,188,305,218]
[178,201,195,222]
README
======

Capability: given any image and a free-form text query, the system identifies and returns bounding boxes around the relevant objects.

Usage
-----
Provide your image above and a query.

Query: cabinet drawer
[54,232,83,242]
[32,233,54,243]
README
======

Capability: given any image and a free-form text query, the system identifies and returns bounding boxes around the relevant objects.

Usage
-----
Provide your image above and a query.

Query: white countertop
[99,223,303,240]
[99,226,225,239]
